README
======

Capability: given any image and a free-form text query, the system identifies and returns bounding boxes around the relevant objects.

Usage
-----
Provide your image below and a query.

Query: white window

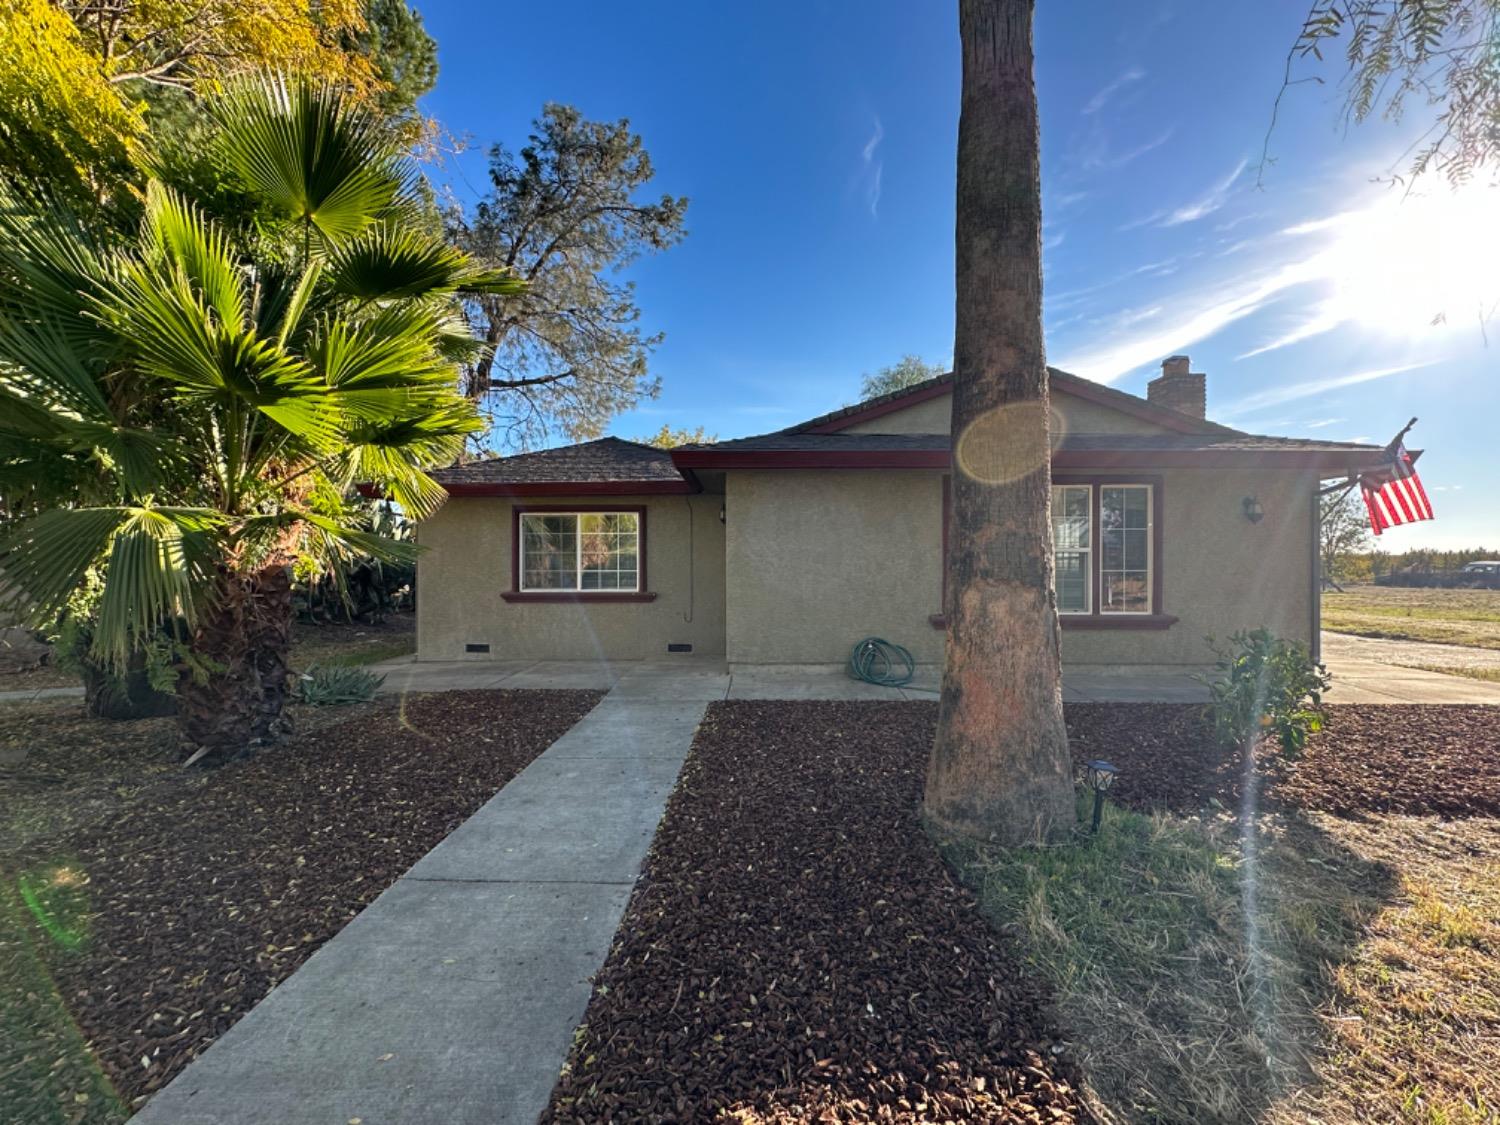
[1051,484,1091,614]
[1050,482,1156,615]
[1099,485,1152,614]
[519,512,640,592]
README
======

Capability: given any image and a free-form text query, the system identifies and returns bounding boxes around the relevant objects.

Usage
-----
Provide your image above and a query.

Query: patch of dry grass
[289,615,415,671]
[1411,664,1500,684]
[950,799,1499,1124]
[1272,816,1500,1125]
[1323,586,1500,650]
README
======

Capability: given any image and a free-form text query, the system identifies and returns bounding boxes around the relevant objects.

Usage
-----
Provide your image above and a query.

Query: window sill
[929,612,1178,630]
[1060,613,1177,630]
[502,591,657,603]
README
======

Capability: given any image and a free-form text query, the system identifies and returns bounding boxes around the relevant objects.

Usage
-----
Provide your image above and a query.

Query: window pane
[520,514,578,589]
[1056,551,1088,612]
[1102,572,1149,613]
[1099,486,1151,613]
[578,511,639,591]
[1051,486,1091,549]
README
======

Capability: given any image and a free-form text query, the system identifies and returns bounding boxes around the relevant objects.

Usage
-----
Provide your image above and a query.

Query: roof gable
[790,369,1242,437]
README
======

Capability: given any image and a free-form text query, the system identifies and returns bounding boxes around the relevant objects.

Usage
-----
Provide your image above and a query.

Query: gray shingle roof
[780,368,1244,437]
[681,431,1382,455]
[432,437,685,486]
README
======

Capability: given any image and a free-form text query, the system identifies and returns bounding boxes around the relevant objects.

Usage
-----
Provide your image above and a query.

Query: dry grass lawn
[951,805,1499,1124]
[1322,586,1500,650]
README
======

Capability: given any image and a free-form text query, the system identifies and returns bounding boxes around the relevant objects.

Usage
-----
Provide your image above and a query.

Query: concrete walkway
[367,651,1500,705]
[134,671,716,1125]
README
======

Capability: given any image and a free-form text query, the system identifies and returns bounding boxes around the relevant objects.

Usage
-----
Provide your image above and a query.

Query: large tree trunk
[924,0,1075,844]
[176,562,295,762]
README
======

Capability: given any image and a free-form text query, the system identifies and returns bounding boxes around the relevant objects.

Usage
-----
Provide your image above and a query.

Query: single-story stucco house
[416,356,1394,675]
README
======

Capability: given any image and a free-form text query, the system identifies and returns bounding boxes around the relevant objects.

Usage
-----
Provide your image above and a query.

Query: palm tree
[0,77,518,756]
[924,0,1076,843]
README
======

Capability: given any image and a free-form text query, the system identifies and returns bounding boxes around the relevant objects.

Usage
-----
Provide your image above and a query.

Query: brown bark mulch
[544,700,1082,1125]
[6,689,601,1111]
[546,699,1496,1124]
[1066,702,1500,819]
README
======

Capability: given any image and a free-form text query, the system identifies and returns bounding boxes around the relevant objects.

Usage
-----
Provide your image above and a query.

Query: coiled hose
[848,636,915,687]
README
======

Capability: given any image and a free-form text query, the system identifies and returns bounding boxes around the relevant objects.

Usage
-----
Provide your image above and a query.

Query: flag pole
[1383,417,1418,457]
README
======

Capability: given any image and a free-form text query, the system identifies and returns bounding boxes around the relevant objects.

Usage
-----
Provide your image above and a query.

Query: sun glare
[1319,182,1500,337]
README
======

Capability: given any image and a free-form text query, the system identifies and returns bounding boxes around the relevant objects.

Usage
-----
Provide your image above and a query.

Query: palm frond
[93,508,219,668]
[0,507,126,625]
[325,222,523,300]
[140,182,246,334]
[215,76,409,245]
[0,506,222,670]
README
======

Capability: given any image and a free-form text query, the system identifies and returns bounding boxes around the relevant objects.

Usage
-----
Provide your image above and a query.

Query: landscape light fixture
[1084,759,1117,834]
[1241,495,1264,524]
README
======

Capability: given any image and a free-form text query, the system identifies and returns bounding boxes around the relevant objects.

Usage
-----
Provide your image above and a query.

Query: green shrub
[295,665,383,706]
[1202,628,1331,755]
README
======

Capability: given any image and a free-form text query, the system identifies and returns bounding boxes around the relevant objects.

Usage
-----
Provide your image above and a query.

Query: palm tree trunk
[176,562,295,761]
[924,0,1075,844]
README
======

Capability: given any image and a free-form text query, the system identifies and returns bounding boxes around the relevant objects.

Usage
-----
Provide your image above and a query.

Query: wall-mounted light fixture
[718,505,726,524]
[1241,496,1264,524]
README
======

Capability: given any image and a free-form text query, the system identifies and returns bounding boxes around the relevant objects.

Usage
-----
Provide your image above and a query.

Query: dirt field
[1321,585,1500,650]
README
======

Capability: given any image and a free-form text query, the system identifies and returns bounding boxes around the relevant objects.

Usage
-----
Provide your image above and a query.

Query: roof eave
[670,448,1389,472]
[440,479,697,497]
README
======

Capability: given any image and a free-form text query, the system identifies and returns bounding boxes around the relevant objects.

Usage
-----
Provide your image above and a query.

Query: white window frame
[1098,483,1154,616]
[518,511,641,593]
[1051,484,1093,615]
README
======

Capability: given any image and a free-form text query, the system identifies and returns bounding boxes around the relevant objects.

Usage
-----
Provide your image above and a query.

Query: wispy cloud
[1080,127,1175,172]
[861,116,884,218]
[1057,254,1327,381]
[1123,158,1248,230]
[1218,360,1439,421]
[1082,67,1145,114]
[1236,305,1345,358]
[1161,158,1248,226]
[1305,417,1344,429]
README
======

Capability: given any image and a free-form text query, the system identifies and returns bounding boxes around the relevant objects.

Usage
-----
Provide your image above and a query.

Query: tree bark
[176,562,295,762]
[924,0,1075,844]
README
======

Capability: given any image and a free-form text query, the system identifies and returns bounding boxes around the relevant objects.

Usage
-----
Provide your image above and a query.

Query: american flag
[1361,442,1433,536]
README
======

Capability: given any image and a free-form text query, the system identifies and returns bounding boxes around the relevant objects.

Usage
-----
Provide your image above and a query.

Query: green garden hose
[848,637,915,687]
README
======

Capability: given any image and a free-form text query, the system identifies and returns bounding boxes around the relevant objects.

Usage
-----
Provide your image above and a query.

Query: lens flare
[953,401,1066,485]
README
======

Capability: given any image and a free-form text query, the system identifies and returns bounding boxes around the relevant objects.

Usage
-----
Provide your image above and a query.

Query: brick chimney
[1147,355,1206,419]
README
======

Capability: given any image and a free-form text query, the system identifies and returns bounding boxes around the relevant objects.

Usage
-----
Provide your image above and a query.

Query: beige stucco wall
[842,388,1165,436]
[724,467,1317,669]
[725,471,947,665]
[1060,468,1318,667]
[416,493,726,661]
[843,394,952,434]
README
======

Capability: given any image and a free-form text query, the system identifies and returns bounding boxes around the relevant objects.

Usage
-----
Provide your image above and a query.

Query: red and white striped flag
[1361,443,1433,535]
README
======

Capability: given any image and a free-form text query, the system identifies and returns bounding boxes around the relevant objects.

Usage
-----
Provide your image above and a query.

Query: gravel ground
[4,689,601,1113]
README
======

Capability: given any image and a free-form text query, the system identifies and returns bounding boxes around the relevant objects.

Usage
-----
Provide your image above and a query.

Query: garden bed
[546,699,1497,1124]
[2,688,601,1119]
[544,700,1081,1124]
[1066,702,1500,818]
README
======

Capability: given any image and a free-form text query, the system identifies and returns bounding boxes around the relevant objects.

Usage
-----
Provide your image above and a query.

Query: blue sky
[417,0,1496,549]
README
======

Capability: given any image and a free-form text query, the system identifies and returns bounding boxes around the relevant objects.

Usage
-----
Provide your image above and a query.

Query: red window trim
[508,504,651,600]
[933,473,1173,631]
